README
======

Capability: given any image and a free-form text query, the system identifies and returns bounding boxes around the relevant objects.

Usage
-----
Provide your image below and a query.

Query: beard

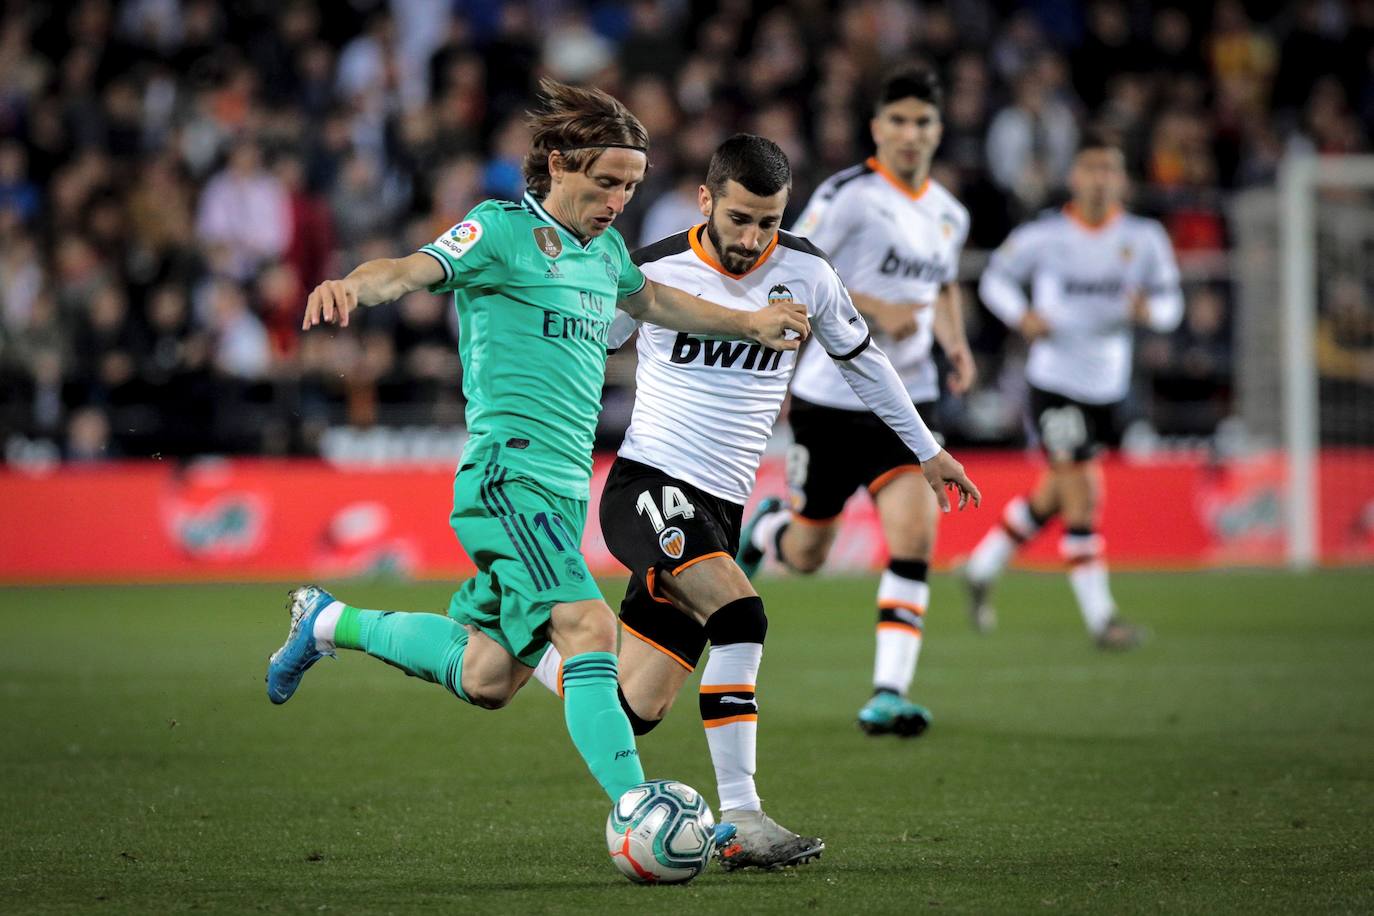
[706,218,762,275]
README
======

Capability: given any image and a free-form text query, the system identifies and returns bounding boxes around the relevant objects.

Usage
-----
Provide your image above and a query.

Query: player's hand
[748,299,810,350]
[1129,291,1152,325]
[920,449,981,513]
[874,302,920,341]
[944,343,978,394]
[1019,312,1050,341]
[303,278,361,330]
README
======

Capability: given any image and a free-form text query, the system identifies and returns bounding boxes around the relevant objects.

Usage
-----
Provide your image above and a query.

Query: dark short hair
[1076,130,1125,157]
[704,134,792,198]
[875,64,944,113]
[522,78,649,198]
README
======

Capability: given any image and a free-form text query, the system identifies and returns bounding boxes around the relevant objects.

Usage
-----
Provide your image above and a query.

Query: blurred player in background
[964,133,1183,649]
[264,80,808,813]
[532,134,979,868]
[736,66,976,738]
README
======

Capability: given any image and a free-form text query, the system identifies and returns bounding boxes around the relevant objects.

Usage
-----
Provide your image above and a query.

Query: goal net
[1234,155,1374,568]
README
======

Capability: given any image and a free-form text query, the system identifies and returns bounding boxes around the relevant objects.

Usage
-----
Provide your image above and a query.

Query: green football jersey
[419,192,647,499]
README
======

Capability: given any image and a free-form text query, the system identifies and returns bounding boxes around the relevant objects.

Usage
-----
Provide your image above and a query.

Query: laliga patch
[658,526,686,559]
[533,226,563,258]
[438,221,483,258]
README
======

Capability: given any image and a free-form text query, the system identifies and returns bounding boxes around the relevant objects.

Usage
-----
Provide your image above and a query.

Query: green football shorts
[446,449,602,667]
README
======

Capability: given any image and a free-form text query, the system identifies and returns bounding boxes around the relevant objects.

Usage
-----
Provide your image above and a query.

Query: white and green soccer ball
[606,779,715,884]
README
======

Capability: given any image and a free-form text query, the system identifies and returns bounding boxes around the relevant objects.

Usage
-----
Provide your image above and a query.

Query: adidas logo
[544,262,563,279]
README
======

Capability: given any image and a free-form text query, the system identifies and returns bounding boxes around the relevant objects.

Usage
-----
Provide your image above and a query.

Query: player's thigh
[599,456,744,616]
[449,460,603,667]
[1031,387,1116,466]
[873,469,938,559]
[548,598,619,657]
[785,398,872,528]
[619,628,694,720]
[600,459,745,675]
[656,555,757,624]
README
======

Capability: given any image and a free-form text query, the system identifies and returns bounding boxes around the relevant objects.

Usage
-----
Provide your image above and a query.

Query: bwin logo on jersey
[879,246,944,281]
[659,526,686,559]
[669,332,784,372]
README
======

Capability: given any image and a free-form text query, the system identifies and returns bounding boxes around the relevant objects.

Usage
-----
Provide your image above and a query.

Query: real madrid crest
[534,226,563,258]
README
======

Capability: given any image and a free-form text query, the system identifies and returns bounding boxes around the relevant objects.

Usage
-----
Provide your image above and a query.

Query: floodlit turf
[2,570,1372,914]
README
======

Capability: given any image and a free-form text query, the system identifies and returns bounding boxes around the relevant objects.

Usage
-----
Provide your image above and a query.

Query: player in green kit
[265,80,809,813]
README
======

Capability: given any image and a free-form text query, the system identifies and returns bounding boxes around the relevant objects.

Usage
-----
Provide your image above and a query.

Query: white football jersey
[981,207,1182,404]
[789,159,969,409]
[612,225,871,505]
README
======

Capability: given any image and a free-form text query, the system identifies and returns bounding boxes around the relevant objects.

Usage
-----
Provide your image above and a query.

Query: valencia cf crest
[768,283,794,303]
[533,226,563,258]
[658,526,686,559]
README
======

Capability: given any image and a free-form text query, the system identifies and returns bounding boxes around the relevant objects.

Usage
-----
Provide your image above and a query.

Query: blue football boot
[857,691,931,737]
[735,496,785,579]
[265,585,337,705]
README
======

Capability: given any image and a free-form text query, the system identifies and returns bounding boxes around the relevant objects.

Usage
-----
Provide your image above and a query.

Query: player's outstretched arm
[302,253,445,330]
[619,278,810,351]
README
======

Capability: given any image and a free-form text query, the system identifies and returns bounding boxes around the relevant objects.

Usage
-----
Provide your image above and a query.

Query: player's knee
[704,595,768,646]
[551,599,618,654]
[619,686,667,734]
[784,542,827,573]
[464,682,516,710]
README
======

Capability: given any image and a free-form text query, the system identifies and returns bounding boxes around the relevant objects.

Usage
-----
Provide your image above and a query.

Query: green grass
[2,570,1373,914]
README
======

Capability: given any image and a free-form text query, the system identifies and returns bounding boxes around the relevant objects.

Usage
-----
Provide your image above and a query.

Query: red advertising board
[1,451,1370,584]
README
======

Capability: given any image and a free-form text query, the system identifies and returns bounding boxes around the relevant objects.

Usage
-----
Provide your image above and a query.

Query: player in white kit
[963,133,1183,648]
[531,135,980,869]
[735,66,977,737]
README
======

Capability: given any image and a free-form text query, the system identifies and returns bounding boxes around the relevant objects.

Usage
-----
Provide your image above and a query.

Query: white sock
[532,644,563,696]
[311,601,345,653]
[699,642,763,813]
[750,508,792,558]
[1062,532,1115,635]
[874,570,928,695]
[966,497,1041,584]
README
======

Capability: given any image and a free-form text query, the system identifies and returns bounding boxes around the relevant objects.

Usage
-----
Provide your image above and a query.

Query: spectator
[195,139,290,282]
[205,278,270,381]
[986,54,1079,216]
[0,141,40,225]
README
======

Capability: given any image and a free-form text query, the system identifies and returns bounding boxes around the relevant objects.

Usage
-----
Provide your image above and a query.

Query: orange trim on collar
[1063,203,1123,232]
[688,223,779,279]
[866,156,929,201]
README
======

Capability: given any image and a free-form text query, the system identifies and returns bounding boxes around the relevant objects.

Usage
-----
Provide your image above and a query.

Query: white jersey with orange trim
[788,158,970,409]
[979,207,1183,404]
[610,223,936,505]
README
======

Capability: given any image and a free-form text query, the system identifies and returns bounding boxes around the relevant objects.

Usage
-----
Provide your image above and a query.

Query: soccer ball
[605,779,716,884]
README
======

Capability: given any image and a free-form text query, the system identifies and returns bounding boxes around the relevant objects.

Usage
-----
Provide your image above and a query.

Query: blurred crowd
[0,0,1371,463]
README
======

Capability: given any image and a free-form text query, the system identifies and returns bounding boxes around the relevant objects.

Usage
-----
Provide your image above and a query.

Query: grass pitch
[2,570,1372,914]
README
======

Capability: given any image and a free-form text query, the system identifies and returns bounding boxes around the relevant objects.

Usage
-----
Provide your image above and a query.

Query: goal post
[1277,153,1374,570]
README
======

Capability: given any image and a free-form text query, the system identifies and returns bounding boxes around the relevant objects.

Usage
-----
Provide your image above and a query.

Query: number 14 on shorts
[636,487,697,560]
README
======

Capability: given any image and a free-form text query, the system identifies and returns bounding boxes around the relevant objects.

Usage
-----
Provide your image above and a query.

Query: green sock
[561,652,644,801]
[337,607,470,702]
